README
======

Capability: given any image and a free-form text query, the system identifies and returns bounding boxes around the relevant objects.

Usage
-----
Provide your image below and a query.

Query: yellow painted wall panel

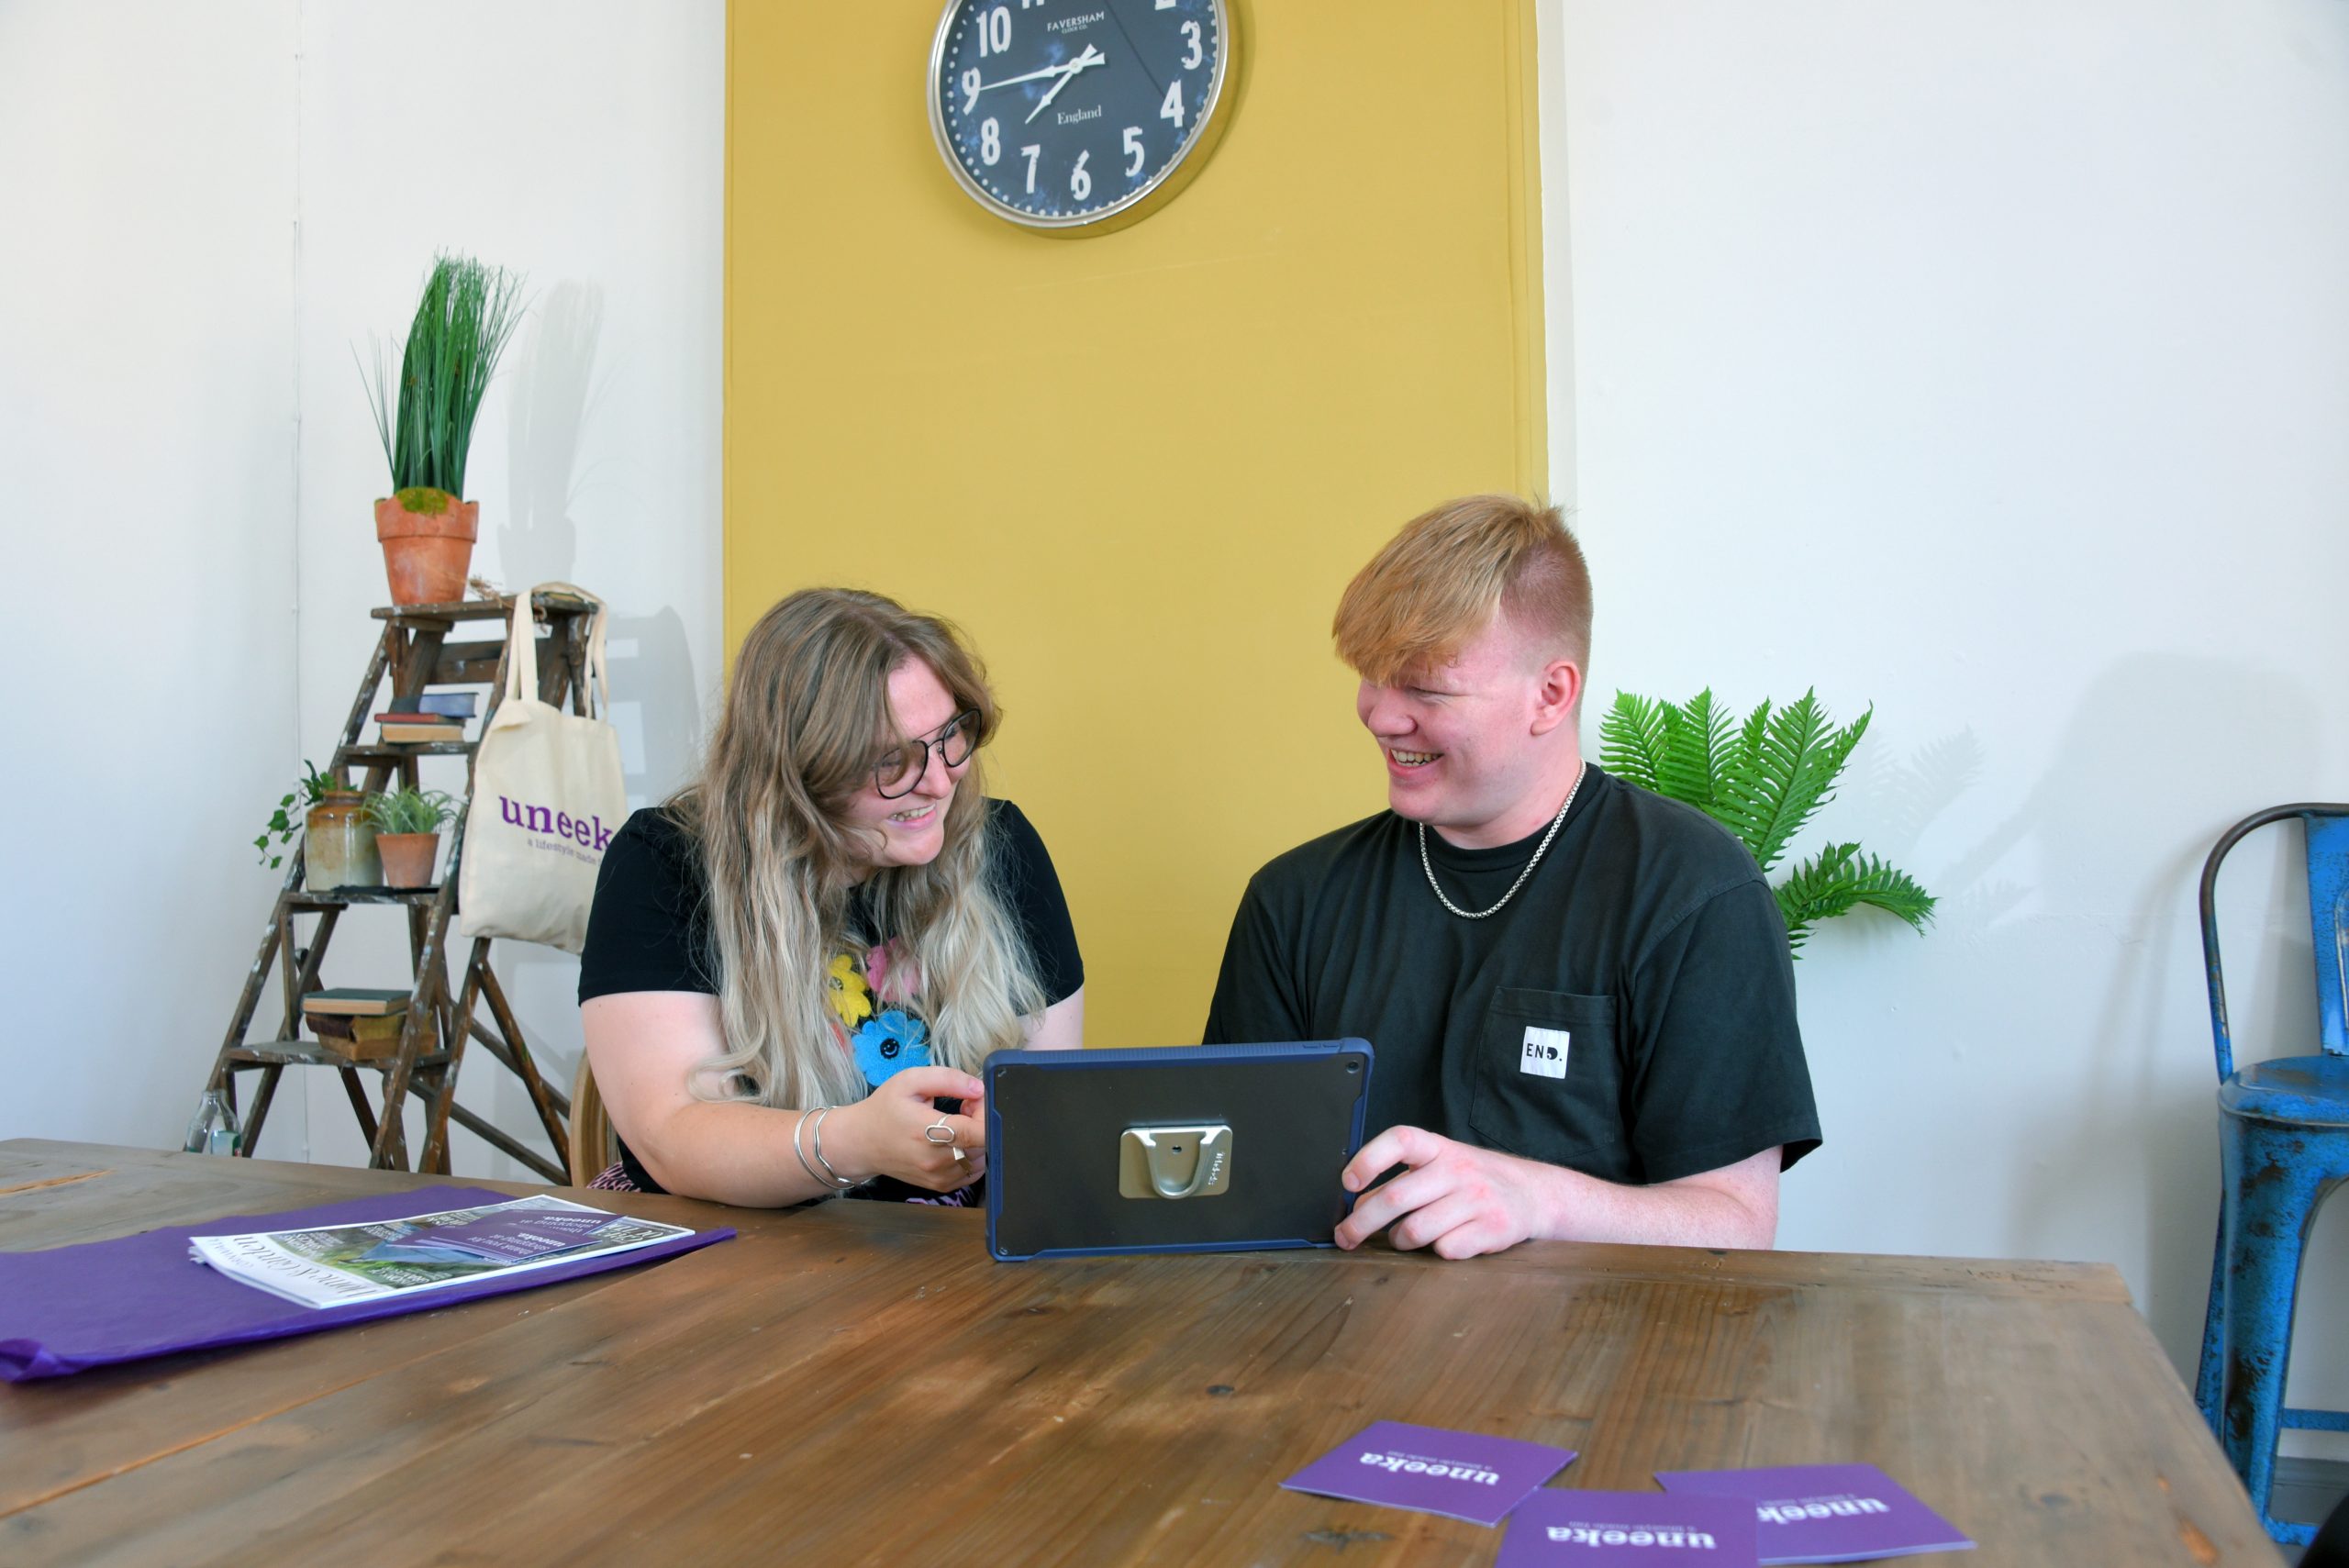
[727,0,1544,1047]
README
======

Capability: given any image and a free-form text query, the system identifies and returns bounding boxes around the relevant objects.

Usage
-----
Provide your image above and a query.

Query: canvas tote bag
[458,584,628,954]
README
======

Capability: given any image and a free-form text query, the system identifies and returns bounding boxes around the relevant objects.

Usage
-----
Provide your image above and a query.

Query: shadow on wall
[604,606,707,810]
[1849,727,1987,873]
[502,279,606,588]
[473,277,716,1163]
[491,275,709,805]
[1792,722,1999,957]
[1934,653,2317,1374]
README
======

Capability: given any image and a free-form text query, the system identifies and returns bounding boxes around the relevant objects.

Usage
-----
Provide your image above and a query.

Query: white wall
[1545,0,2349,1429]
[0,2,301,1151]
[0,1,723,1177]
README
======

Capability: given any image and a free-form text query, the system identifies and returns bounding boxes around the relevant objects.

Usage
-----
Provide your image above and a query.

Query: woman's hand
[823,1066,988,1192]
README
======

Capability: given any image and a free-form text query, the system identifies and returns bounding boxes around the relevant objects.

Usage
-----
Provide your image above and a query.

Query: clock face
[927,0,1234,231]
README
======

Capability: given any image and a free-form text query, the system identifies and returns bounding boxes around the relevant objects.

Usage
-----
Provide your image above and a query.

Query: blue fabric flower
[852,1008,931,1087]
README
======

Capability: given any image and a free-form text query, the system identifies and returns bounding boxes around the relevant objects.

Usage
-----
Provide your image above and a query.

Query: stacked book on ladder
[193,590,604,1182]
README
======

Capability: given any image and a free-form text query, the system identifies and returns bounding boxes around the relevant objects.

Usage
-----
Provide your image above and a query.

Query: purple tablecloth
[0,1184,734,1381]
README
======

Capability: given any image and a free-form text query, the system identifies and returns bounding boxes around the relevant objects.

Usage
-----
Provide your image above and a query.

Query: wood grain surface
[0,1140,2279,1566]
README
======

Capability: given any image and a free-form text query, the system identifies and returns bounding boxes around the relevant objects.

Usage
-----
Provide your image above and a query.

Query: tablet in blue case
[984,1040,1375,1262]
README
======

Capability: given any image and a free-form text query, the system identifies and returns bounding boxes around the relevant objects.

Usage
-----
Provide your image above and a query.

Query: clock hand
[1026,44,1105,123]
[975,60,1075,93]
[978,46,1103,96]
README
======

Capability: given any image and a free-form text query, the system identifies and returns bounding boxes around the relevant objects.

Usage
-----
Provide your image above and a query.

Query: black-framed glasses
[874,709,983,799]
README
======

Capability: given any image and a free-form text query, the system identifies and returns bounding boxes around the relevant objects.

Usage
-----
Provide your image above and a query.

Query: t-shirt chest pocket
[1465,988,1624,1170]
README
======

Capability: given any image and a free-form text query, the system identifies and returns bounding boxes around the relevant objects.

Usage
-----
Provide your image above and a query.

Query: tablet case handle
[1120,1125,1233,1200]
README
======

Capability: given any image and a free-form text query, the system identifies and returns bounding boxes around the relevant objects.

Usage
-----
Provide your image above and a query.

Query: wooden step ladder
[201,589,604,1183]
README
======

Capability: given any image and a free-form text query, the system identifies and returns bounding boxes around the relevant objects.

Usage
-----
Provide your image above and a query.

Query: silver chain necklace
[1418,761,1588,919]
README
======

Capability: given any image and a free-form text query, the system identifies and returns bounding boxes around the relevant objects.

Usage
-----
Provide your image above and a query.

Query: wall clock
[927,0,1238,234]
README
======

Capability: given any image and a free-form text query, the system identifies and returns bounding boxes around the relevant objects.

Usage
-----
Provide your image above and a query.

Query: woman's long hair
[666,588,1046,1109]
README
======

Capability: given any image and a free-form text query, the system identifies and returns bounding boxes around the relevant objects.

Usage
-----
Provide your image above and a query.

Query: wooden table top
[0,1140,2277,1566]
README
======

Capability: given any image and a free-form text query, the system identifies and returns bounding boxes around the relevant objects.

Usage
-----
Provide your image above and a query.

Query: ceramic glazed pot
[375,488,480,606]
[304,795,381,890]
[375,831,440,889]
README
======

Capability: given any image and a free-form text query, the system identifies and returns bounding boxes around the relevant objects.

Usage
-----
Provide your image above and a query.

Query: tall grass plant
[360,253,526,500]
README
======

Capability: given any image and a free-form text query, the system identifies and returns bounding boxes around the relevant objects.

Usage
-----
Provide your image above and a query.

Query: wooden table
[0,1140,2278,1566]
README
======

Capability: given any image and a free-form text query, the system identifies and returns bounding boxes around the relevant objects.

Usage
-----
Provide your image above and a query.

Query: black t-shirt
[578,796,1083,1194]
[1201,764,1819,1185]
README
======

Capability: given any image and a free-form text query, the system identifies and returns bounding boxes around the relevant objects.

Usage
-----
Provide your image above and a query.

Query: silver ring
[923,1117,956,1146]
[951,1144,968,1163]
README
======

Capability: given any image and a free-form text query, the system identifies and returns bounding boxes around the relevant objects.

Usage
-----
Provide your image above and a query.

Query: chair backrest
[568,1053,618,1184]
[2199,804,2349,1081]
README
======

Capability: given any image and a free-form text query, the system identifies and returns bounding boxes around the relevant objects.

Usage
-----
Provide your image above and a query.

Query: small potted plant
[366,787,462,888]
[360,252,526,606]
[256,762,381,891]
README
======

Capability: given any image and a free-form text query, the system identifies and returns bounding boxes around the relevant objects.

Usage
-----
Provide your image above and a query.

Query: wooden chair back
[568,1053,618,1184]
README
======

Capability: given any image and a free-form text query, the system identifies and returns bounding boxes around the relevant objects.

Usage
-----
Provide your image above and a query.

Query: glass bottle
[183,1089,241,1156]
[303,793,381,890]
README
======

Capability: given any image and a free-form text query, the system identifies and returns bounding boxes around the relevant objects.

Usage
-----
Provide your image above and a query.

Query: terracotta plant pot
[375,488,480,606]
[375,831,441,889]
[304,795,380,890]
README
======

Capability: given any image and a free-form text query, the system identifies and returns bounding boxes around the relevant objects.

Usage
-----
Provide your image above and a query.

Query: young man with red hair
[1204,495,1819,1256]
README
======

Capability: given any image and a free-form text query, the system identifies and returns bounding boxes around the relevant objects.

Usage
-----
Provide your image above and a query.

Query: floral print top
[827,943,935,1091]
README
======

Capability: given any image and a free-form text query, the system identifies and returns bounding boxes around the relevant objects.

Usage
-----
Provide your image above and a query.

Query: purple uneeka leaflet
[1281,1419,1578,1526]
[1497,1490,1760,1566]
[1654,1463,1974,1563]
[0,1185,732,1381]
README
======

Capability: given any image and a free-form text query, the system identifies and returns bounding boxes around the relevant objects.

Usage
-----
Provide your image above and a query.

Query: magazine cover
[187,1195,693,1309]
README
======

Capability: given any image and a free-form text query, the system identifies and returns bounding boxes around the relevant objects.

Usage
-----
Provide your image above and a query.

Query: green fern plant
[1599,688,1936,954]
[365,787,461,837]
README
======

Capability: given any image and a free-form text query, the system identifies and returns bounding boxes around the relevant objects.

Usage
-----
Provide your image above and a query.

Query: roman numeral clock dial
[928,0,1237,233]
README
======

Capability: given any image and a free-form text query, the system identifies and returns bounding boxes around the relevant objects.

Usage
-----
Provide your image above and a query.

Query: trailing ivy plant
[1598,689,1936,954]
[365,787,462,837]
[254,761,360,869]
[359,251,527,502]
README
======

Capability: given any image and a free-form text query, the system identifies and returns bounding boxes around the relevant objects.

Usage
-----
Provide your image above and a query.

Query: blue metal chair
[2195,804,2349,1547]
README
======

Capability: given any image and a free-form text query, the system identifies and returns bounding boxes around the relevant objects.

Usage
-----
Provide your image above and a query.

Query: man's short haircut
[1332,494,1593,686]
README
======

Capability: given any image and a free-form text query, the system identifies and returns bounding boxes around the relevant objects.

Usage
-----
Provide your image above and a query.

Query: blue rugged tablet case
[984,1040,1375,1262]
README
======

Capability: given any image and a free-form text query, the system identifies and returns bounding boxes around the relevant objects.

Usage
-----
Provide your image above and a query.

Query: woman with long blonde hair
[578,588,1084,1204]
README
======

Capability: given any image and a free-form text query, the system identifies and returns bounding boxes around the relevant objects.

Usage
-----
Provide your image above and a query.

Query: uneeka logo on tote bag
[495,795,616,862]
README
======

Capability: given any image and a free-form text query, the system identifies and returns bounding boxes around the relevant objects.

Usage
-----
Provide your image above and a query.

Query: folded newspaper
[187,1194,695,1309]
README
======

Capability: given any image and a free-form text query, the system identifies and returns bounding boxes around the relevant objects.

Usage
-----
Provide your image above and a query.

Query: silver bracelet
[807,1105,855,1189]
[791,1107,833,1190]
